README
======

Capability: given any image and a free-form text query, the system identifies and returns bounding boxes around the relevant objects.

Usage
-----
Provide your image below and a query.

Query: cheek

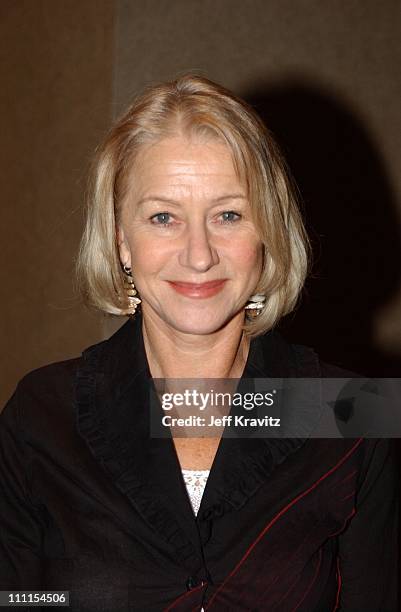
[129,235,173,279]
[230,239,263,269]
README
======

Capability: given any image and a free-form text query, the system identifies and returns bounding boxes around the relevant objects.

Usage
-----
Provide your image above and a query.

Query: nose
[178,221,219,272]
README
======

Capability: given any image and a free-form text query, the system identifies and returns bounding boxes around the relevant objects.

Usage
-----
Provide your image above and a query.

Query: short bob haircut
[76,73,310,338]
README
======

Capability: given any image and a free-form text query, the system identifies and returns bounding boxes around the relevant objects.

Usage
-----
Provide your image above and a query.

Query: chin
[163,309,236,336]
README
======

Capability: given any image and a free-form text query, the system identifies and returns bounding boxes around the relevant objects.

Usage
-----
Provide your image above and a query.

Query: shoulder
[318,359,364,378]
[1,318,141,432]
[19,356,80,387]
[8,327,115,405]
[260,328,364,378]
[2,327,109,424]
[286,335,364,379]
[0,358,82,434]
[12,357,82,405]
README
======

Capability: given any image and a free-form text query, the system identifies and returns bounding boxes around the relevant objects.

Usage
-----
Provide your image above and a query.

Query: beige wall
[0,0,115,406]
[1,0,400,405]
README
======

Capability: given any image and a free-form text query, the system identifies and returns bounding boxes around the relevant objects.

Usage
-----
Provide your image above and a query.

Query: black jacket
[0,315,398,611]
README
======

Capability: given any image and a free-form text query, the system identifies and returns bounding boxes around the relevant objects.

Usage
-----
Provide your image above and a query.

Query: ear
[116,225,131,269]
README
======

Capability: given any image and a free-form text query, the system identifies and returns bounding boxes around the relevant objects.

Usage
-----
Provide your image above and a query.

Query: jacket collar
[75,312,321,567]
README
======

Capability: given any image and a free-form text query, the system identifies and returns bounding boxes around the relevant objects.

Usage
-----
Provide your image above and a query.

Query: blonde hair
[76,73,310,338]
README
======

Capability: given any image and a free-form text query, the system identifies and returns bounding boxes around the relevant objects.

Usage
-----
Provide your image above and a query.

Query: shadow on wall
[243,80,401,377]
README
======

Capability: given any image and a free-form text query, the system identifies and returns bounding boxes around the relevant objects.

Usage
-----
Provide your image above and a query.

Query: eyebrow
[135,194,247,207]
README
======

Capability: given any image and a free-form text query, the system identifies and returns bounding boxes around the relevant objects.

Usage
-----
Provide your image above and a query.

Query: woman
[0,74,398,611]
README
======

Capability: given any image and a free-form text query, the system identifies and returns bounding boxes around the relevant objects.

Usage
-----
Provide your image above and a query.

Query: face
[117,135,263,336]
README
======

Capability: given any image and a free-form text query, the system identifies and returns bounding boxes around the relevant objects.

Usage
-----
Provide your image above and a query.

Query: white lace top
[181,469,210,516]
[181,469,210,610]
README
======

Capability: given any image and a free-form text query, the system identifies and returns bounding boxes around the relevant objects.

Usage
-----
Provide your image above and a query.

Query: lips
[167,279,227,298]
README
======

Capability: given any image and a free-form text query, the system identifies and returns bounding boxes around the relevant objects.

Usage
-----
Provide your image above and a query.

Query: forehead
[127,135,245,196]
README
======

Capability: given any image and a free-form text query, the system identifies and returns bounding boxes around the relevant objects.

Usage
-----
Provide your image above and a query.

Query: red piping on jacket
[333,556,342,611]
[338,468,358,485]
[329,507,356,539]
[205,438,364,609]
[164,582,205,612]
[324,506,356,611]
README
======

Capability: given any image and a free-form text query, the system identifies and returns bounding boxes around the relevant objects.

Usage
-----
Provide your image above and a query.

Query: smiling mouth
[167,280,227,298]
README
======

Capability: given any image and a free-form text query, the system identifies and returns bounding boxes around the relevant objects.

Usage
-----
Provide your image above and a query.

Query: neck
[141,309,250,379]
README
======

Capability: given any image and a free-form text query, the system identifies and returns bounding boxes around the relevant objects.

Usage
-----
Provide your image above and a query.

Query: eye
[150,212,172,225]
[219,211,241,224]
